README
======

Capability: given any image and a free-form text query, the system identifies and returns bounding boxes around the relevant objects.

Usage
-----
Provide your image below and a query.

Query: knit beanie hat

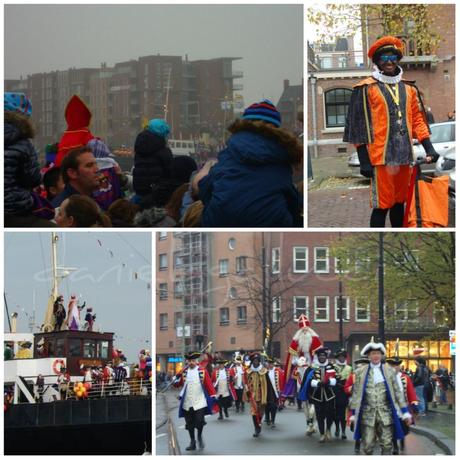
[172,155,198,184]
[241,99,281,127]
[147,119,171,138]
[4,92,32,116]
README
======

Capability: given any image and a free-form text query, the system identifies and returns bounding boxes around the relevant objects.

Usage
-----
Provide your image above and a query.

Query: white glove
[329,378,336,386]
[349,415,355,423]
[402,412,412,421]
[311,379,319,388]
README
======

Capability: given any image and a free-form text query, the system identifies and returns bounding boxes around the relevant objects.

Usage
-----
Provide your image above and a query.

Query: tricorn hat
[184,351,201,360]
[215,359,227,365]
[361,337,386,357]
[386,356,403,366]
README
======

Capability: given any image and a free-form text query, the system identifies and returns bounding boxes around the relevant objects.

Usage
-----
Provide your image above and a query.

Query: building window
[237,306,247,324]
[98,341,109,359]
[83,340,97,358]
[230,337,236,345]
[159,254,168,270]
[220,308,230,325]
[324,88,352,128]
[293,247,308,273]
[219,259,229,276]
[173,251,182,268]
[160,313,168,330]
[334,257,350,274]
[314,247,329,273]
[236,256,247,274]
[174,281,183,298]
[228,287,238,299]
[169,341,174,348]
[69,339,81,357]
[174,312,182,329]
[394,301,419,322]
[293,296,308,321]
[159,283,168,300]
[272,297,281,323]
[355,300,370,322]
[320,56,333,68]
[272,247,280,274]
[159,232,168,240]
[228,238,236,250]
[314,296,329,322]
[334,296,350,322]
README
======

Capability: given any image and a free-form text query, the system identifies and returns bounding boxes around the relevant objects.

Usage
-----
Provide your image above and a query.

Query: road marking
[348,186,369,190]
[156,433,167,439]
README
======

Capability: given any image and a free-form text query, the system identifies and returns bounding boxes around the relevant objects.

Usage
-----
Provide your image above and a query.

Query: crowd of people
[4,92,303,228]
[170,316,453,455]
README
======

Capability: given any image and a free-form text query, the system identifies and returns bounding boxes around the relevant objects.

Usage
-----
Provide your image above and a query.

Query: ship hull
[4,396,152,455]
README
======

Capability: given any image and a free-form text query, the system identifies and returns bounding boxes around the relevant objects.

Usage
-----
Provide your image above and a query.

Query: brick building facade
[156,232,452,375]
[308,4,455,158]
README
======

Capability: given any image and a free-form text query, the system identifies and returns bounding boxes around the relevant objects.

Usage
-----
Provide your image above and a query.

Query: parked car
[348,121,455,176]
[435,151,455,206]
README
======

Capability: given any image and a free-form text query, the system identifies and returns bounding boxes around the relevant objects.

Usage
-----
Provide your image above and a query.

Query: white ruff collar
[372,65,403,84]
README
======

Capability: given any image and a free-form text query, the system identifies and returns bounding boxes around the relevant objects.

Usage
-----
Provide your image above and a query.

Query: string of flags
[93,235,151,290]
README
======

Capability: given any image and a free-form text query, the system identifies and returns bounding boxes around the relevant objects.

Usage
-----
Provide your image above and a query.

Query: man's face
[378,51,399,75]
[337,356,346,364]
[187,359,197,369]
[252,358,260,368]
[369,350,383,364]
[67,152,100,191]
[318,353,327,363]
[219,363,225,369]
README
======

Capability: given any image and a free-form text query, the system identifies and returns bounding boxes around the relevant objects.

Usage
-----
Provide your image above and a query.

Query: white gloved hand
[349,415,355,423]
[402,412,412,421]
[311,379,319,388]
[329,378,336,386]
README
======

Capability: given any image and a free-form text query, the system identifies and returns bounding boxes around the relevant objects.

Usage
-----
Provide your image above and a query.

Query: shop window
[324,88,352,128]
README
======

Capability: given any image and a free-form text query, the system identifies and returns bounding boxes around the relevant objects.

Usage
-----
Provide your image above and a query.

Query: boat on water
[4,233,152,455]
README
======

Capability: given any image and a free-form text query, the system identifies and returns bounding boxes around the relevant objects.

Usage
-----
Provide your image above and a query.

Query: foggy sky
[5,4,303,104]
[4,232,152,363]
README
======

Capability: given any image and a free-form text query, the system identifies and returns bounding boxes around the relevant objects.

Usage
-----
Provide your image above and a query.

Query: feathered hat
[361,336,386,356]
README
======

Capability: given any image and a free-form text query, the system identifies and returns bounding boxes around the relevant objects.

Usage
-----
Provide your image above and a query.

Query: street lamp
[378,233,385,345]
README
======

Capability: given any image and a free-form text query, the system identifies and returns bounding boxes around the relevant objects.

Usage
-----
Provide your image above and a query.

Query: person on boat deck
[52,146,101,208]
[53,294,66,331]
[66,294,80,330]
[343,36,439,228]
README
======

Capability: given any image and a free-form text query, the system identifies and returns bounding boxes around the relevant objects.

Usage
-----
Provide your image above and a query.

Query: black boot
[186,430,196,451]
[252,416,261,437]
[197,427,204,450]
[224,408,229,418]
[354,440,361,454]
[400,438,405,452]
[218,408,223,420]
[392,439,399,455]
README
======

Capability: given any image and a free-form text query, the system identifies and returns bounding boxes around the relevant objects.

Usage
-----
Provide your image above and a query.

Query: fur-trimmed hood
[4,111,35,146]
[227,119,303,166]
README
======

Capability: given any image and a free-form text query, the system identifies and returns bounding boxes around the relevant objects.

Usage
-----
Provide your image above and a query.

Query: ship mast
[52,232,59,300]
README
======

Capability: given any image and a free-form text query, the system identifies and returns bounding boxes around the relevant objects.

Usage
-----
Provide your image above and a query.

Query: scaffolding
[173,232,213,355]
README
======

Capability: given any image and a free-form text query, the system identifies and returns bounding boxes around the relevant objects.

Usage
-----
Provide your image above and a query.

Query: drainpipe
[310,74,319,158]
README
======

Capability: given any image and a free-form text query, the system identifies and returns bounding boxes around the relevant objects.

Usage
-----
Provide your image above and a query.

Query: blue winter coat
[4,112,41,215]
[198,127,303,227]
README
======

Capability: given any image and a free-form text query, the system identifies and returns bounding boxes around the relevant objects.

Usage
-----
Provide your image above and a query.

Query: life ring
[52,359,66,375]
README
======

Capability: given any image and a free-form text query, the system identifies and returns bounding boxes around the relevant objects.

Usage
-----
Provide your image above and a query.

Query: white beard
[293,328,318,364]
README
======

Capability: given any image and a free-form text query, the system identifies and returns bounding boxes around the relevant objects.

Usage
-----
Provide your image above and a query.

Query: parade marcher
[282,314,322,401]
[36,374,45,402]
[343,36,439,227]
[302,347,337,442]
[333,348,352,439]
[175,351,217,451]
[53,295,66,331]
[232,355,246,413]
[349,339,412,455]
[386,356,419,454]
[212,359,236,419]
[264,357,285,428]
[198,99,303,227]
[245,352,268,437]
[84,307,96,331]
[344,357,369,454]
[294,356,309,410]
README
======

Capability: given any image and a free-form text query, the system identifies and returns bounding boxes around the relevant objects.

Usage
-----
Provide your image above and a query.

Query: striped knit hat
[241,99,281,127]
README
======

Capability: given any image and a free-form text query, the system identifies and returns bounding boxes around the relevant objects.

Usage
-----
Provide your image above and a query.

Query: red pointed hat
[368,36,404,61]
[55,95,95,167]
[298,314,311,328]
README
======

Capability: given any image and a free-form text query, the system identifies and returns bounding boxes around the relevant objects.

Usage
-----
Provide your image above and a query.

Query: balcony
[232,71,244,78]
[232,84,244,91]
[313,50,365,70]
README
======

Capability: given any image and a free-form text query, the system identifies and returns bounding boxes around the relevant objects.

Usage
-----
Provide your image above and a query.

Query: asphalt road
[156,398,446,455]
